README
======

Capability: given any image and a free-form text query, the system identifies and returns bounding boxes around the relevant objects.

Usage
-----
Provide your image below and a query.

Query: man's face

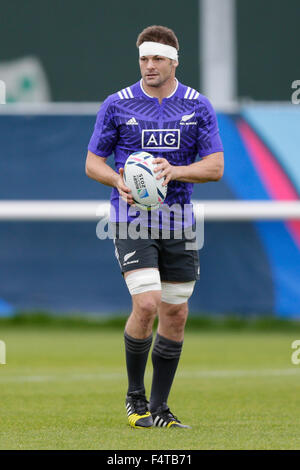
[139,55,177,88]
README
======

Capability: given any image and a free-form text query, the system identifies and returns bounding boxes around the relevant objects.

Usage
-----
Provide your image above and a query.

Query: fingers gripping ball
[124,152,168,211]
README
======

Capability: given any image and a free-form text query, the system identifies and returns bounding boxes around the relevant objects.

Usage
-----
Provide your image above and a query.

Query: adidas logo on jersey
[126,117,139,125]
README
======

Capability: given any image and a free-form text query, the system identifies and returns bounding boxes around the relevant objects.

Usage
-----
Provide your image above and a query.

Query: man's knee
[127,292,160,335]
[125,269,162,336]
[162,302,188,329]
[133,292,161,319]
[125,269,161,317]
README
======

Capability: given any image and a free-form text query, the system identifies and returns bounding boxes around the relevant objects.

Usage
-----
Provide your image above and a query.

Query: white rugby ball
[124,151,167,211]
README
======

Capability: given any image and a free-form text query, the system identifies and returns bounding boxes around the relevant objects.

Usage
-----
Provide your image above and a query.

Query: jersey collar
[139,78,179,100]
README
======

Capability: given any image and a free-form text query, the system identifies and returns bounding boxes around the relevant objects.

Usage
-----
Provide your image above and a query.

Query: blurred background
[0,0,299,318]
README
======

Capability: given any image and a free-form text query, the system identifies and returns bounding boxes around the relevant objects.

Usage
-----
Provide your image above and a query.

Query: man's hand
[115,168,135,206]
[153,152,224,184]
[153,158,178,186]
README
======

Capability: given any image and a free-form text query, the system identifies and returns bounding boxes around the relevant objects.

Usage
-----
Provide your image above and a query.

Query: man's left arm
[155,151,224,185]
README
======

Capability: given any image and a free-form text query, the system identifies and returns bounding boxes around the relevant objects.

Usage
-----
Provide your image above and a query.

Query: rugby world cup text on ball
[133,173,146,191]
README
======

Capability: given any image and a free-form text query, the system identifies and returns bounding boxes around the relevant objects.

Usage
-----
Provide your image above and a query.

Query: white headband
[139,41,178,61]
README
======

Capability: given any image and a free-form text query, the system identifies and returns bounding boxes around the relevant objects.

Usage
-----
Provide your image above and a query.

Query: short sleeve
[88,96,118,157]
[196,97,224,158]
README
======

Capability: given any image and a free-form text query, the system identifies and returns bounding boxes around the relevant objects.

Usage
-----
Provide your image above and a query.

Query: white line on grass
[0,368,299,384]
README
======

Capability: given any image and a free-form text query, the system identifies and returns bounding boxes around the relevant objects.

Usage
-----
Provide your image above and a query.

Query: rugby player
[86,25,224,429]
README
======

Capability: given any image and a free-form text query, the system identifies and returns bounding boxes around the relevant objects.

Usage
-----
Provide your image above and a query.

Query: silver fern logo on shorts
[124,251,136,262]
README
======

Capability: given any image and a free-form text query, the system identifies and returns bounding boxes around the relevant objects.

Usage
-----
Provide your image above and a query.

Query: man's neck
[142,77,177,104]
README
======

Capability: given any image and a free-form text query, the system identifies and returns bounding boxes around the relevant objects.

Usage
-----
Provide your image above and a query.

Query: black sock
[149,333,183,413]
[124,331,153,395]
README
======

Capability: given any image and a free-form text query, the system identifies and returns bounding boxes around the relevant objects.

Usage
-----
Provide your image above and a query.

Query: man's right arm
[85,150,118,187]
[85,150,134,205]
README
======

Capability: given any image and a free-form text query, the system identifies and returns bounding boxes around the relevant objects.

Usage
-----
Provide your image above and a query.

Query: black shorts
[113,223,200,282]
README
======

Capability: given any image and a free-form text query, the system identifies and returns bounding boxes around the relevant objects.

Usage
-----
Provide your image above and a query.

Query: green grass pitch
[0,324,300,450]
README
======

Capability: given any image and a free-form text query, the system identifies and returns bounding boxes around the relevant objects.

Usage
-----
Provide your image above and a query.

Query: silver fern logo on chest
[180,111,197,125]
[142,129,180,150]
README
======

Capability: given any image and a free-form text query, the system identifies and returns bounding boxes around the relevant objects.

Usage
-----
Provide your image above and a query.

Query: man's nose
[146,60,155,69]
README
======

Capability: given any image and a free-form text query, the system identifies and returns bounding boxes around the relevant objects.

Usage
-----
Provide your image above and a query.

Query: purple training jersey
[88,79,223,228]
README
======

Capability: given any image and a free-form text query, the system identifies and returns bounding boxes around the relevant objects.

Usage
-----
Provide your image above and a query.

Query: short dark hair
[136,25,179,51]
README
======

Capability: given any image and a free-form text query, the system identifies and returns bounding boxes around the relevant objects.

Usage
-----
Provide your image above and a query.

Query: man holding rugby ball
[86,25,224,429]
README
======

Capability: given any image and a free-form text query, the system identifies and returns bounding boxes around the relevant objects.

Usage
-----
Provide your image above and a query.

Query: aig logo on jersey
[142,129,180,150]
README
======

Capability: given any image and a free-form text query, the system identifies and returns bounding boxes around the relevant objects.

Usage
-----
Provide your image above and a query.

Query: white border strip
[200,200,300,221]
[0,201,300,221]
